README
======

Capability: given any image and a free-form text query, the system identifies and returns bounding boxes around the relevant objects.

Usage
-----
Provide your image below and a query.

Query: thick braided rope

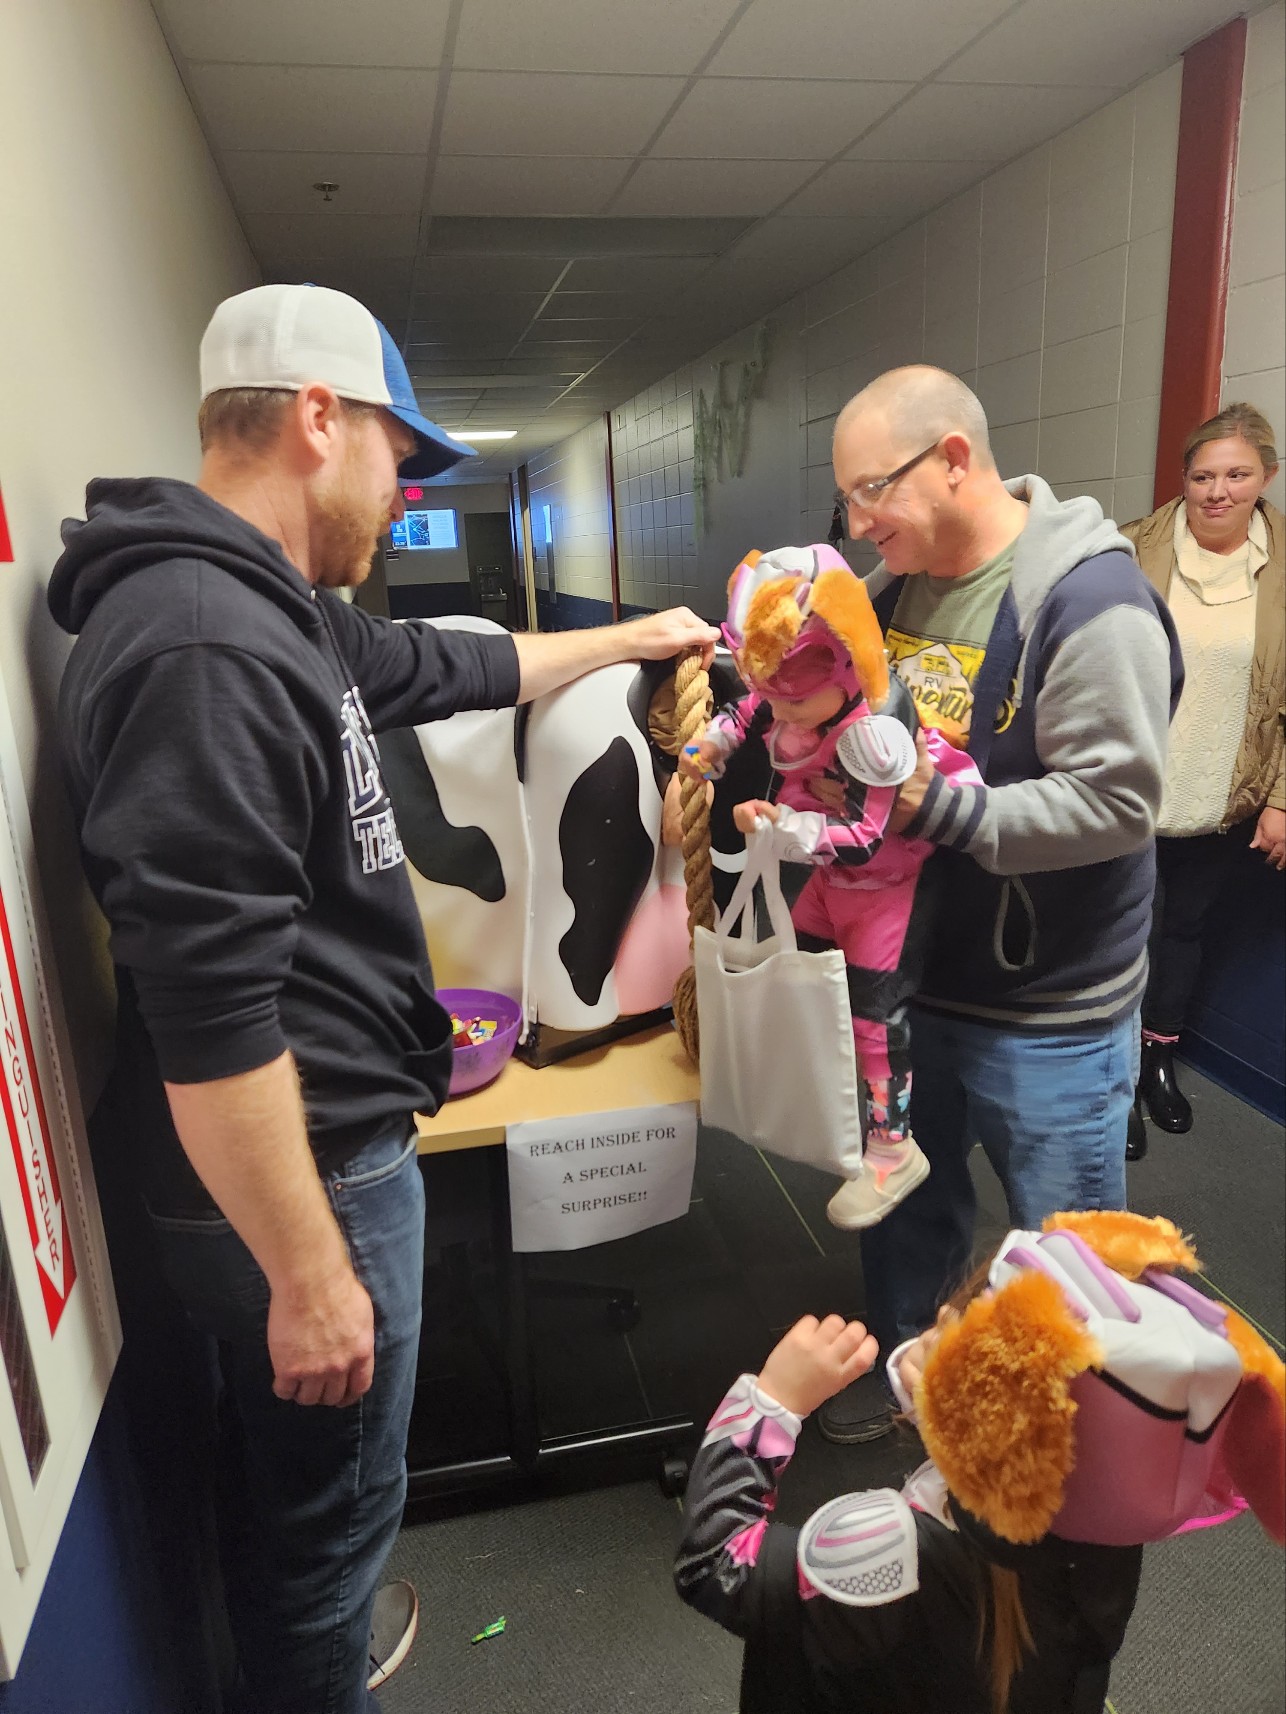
[672,649,713,1063]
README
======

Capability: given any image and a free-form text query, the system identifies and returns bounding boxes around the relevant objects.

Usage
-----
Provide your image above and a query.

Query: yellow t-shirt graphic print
[885,539,1017,748]
[884,634,985,742]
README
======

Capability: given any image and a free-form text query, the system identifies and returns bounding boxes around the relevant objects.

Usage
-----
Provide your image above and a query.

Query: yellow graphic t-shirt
[885,541,1017,746]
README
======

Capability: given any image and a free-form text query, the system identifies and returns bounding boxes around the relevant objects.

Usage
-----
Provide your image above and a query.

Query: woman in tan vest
[1120,403,1284,1157]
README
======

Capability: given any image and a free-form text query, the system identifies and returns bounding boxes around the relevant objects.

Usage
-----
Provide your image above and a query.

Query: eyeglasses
[833,441,941,512]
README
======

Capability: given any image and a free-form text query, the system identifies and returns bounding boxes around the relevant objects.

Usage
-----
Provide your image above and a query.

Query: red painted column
[1153,17,1247,506]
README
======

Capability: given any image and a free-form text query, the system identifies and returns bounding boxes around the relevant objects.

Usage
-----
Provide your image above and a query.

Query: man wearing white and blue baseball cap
[200,281,475,480]
[49,282,716,1713]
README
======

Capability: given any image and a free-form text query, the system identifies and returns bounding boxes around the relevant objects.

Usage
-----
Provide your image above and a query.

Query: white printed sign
[0,896,75,1333]
[506,1103,698,1254]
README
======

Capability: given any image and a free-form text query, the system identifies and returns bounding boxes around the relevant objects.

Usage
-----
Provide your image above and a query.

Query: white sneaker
[368,1579,418,1690]
[826,1142,930,1230]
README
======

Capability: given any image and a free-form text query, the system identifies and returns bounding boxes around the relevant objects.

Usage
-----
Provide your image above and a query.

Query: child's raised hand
[758,1314,878,1418]
[678,739,719,783]
[896,1308,954,1398]
[732,799,780,835]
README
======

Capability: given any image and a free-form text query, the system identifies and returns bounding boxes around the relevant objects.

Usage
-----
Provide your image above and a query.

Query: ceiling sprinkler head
[312,181,340,202]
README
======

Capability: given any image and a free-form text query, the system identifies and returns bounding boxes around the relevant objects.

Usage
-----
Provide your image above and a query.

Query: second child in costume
[675,1210,1286,1714]
[681,544,979,1229]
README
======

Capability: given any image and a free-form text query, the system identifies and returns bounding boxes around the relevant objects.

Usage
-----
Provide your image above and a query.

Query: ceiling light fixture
[446,429,517,441]
[312,180,339,202]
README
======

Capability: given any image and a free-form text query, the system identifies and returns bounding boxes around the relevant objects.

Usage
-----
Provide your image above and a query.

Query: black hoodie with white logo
[49,477,520,1211]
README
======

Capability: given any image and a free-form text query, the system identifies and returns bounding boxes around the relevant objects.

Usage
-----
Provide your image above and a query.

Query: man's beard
[313,464,389,588]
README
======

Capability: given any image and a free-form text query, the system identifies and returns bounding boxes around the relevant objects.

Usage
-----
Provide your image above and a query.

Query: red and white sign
[0,892,75,1335]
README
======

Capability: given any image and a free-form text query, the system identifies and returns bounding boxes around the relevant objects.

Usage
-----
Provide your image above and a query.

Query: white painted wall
[517,42,1273,616]
[1224,2,1286,508]
[531,63,1184,620]
[612,313,805,613]
[798,62,1183,556]
[526,419,614,608]
[384,480,513,587]
[0,0,258,1096]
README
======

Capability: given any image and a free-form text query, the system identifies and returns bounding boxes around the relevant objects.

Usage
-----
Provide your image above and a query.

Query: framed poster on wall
[0,679,120,1676]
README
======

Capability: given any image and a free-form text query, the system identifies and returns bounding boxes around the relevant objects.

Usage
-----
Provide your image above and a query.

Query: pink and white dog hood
[722,544,891,709]
[902,1211,1285,1551]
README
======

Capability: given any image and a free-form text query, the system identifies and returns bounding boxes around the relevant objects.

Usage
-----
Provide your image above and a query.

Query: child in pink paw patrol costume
[674,1210,1286,1714]
[680,545,980,1230]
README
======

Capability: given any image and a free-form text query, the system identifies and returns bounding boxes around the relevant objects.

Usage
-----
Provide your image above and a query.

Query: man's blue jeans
[147,1123,424,1714]
[859,1006,1137,1356]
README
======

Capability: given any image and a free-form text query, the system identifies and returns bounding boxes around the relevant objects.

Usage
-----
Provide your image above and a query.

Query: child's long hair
[984,1564,1034,1714]
[936,1261,1035,1714]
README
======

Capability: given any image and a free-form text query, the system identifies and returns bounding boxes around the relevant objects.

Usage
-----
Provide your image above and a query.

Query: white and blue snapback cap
[199,282,474,479]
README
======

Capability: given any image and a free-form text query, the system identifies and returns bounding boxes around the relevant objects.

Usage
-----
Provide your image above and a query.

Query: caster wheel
[607,1294,640,1332]
[659,1455,689,1498]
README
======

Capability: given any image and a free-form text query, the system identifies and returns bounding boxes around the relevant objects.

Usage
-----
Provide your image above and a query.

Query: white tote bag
[695,830,864,1176]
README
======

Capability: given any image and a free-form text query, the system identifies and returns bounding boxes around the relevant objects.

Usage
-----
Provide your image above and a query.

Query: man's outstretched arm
[512,607,718,704]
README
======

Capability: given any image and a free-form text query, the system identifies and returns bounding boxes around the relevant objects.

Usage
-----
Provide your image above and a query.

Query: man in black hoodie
[48,283,717,1714]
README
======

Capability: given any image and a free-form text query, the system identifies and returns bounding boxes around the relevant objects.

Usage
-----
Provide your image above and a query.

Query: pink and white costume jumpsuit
[706,678,980,1143]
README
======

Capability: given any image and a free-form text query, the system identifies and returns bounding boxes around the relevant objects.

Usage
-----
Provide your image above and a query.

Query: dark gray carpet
[379,1481,739,1714]
[386,1064,1283,1713]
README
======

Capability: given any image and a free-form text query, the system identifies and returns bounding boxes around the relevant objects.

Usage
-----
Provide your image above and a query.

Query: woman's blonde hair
[1182,402,1279,473]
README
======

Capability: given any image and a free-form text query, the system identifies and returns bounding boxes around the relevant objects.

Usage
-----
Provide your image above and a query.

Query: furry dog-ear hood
[914,1214,1286,1549]
[723,544,889,707]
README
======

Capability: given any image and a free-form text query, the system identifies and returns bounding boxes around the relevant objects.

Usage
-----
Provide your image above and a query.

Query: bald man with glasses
[815,365,1183,1448]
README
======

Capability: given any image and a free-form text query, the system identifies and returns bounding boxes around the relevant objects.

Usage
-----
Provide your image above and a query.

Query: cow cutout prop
[378,617,769,1067]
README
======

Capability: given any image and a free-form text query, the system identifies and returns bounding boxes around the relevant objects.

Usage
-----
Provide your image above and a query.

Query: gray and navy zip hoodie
[48,477,520,1212]
[872,475,1183,1030]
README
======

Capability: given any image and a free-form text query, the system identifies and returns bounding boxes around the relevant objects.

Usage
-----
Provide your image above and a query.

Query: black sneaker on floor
[817,1371,894,1444]
[368,1580,418,1692]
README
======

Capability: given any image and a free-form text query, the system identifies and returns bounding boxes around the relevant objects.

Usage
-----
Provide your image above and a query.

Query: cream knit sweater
[1157,508,1266,837]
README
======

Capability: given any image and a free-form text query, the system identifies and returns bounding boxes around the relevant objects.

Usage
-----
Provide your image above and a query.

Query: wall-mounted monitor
[390,509,459,551]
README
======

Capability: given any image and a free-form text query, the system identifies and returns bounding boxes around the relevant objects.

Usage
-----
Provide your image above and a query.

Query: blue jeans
[148,1124,424,1714]
[859,1006,1137,1356]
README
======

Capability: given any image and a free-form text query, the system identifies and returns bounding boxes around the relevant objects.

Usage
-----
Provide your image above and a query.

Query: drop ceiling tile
[940,0,1239,85]
[534,317,647,338]
[440,72,686,157]
[453,0,738,74]
[430,156,632,217]
[407,346,521,366]
[785,158,985,219]
[261,256,418,300]
[410,379,572,398]
[244,212,422,261]
[543,290,674,319]
[427,216,749,255]
[725,212,897,280]
[418,254,568,294]
[560,256,712,291]
[650,77,912,159]
[188,64,437,154]
[847,82,1109,163]
[609,157,820,217]
[515,342,617,362]
[415,394,485,412]
[708,0,1014,81]
[154,0,451,66]
[220,151,426,216]
[409,298,550,329]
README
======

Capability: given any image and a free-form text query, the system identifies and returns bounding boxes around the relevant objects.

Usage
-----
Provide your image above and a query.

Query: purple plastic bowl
[439,988,523,1097]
